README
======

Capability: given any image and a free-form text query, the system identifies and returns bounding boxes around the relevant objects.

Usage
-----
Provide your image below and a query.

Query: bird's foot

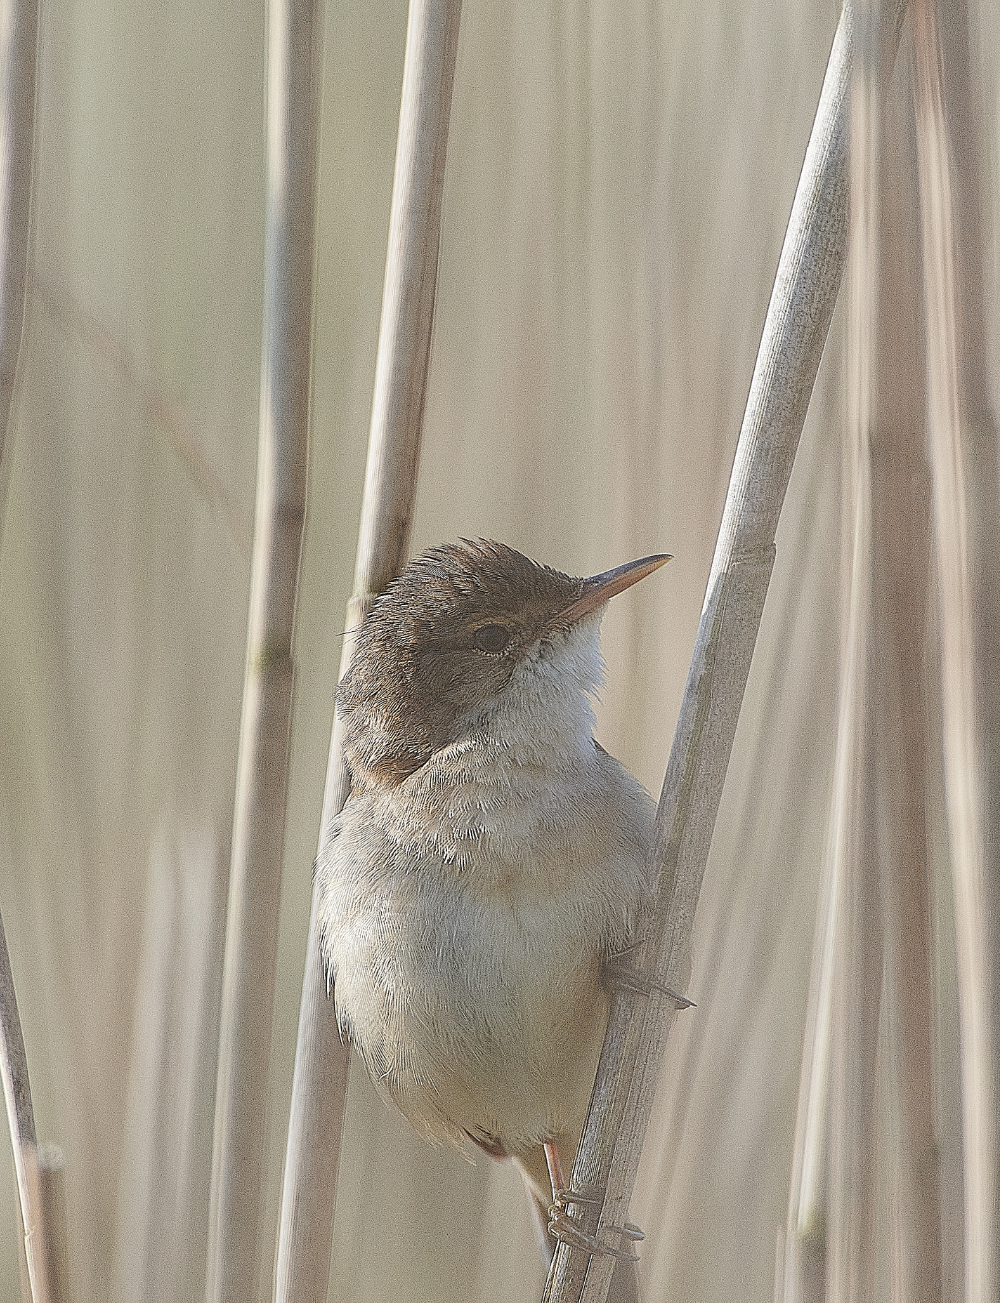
[547,1186,644,1262]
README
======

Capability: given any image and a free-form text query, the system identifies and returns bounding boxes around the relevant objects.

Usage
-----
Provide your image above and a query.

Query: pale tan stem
[545,5,905,1301]
[868,64,940,1300]
[0,4,61,1295]
[0,914,57,1303]
[205,0,321,1299]
[273,4,464,1301]
[913,0,1000,1298]
[24,1146,70,1303]
[0,0,39,516]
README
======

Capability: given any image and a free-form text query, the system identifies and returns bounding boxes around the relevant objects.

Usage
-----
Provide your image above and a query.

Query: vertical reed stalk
[776,838,838,1303]
[273,4,463,1300]
[545,5,903,1300]
[827,10,944,1290]
[0,4,47,1292]
[0,0,38,513]
[825,10,883,1298]
[913,0,1000,1297]
[869,63,940,1300]
[0,5,65,1297]
[205,2,322,1299]
[784,2,994,1298]
[24,1145,70,1303]
[0,917,51,1303]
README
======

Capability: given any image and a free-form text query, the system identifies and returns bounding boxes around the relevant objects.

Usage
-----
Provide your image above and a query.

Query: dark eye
[472,624,513,654]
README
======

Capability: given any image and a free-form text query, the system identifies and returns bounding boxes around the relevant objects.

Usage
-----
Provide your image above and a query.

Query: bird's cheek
[417,650,516,717]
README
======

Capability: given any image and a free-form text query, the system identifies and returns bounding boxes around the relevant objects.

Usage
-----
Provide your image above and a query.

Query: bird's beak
[546,553,671,629]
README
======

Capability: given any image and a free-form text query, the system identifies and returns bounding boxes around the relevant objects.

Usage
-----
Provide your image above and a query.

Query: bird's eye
[472,624,513,654]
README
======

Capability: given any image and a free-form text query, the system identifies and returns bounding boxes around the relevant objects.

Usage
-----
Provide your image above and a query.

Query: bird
[315,538,669,1301]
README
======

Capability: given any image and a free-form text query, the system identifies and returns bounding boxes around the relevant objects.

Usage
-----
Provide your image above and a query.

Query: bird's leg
[543,1140,600,1253]
[543,1139,567,1200]
[543,1139,644,1262]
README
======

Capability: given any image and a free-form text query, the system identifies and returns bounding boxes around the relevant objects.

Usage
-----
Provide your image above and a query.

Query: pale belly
[325,852,611,1155]
[316,743,653,1157]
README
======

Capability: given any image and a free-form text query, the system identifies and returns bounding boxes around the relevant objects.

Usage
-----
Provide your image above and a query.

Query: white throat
[456,611,606,770]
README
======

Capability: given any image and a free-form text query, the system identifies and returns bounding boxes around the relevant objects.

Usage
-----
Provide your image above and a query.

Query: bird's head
[338,539,669,787]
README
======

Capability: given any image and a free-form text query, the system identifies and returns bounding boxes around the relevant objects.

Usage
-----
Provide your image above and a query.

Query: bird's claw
[547,1188,644,1262]
[606,962,695,1009]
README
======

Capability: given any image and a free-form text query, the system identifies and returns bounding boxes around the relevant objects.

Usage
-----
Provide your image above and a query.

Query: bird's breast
[316,741,654,1152]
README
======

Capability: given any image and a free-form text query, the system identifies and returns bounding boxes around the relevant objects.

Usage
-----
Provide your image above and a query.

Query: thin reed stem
[0,915,51,1303]
[273,4,463,1300]
[913,0,1000,1297]
[205,1,322,1298]
[0,0,38,515]
[545,5,899,1300]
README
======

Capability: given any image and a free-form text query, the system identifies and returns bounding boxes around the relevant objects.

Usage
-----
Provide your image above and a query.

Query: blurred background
[0,0,996,1300]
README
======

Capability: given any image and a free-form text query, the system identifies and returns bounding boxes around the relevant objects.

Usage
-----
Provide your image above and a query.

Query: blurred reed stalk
[544,6,882,1302]
[779,0,997,1297]
[21,1145,70,1303]
[2,928,69,1303]
[0,0,38,512]
[1,920,55,1303]
[204,0,322,1299]
[913,0,1000,1297]
[869,111,941,1302]
[273,3,463,1300]
[777,4,906,1298]
[0,0,66,1298]
[824,5,940,1297]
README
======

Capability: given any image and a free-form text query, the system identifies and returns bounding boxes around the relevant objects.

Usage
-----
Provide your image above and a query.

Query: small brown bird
[316,539,668,1301]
